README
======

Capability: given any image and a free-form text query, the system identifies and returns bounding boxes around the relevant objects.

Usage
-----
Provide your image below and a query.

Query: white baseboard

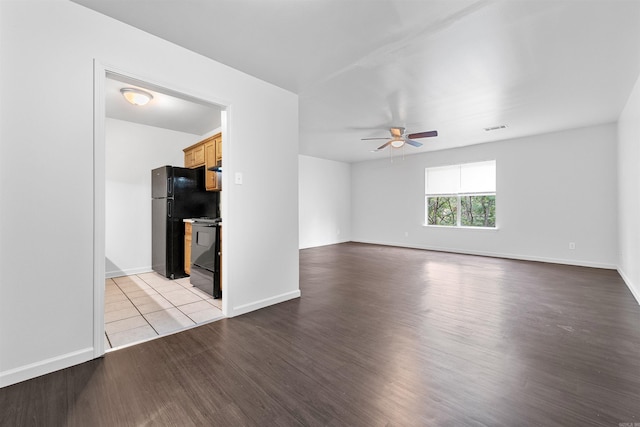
[299,238,350,250]
[231,289,301,317]
[618,267,640,305]
[0,347,94,388]
[105,266,152,279]
[351,239,617,270]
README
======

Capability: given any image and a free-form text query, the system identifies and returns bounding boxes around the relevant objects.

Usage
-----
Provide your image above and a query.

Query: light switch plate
[234,172,243,185]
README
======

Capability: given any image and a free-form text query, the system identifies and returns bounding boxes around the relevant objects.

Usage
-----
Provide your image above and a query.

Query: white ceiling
[106,73,222,136]
[77,0,640,163]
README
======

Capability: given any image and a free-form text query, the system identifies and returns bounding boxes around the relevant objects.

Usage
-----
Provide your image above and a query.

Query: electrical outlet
[404,231,409,237]
[569,242,575,250]
[336,229,341,236]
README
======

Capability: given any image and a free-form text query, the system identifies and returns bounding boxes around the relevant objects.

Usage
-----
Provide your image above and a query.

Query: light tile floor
[105,272,223,350]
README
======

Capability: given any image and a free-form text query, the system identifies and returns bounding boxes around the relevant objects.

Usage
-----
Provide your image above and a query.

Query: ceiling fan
[361,127,438,151]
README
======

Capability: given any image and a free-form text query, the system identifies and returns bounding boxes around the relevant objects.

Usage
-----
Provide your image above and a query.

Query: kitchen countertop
[184,218,222,224]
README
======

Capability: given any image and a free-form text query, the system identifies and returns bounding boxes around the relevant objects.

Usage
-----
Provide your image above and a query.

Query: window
[425,160,496,228]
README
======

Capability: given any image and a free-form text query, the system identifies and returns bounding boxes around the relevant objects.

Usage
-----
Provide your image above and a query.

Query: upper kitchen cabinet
[184,142,205,168]
[215,135,222,163]
[204,136,220,191]
[184,133,221,192]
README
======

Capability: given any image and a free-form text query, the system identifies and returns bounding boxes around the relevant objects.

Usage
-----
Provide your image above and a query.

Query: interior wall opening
[95,65,229,354]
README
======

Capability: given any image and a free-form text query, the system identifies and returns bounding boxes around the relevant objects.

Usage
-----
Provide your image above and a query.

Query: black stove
[190,220,221,298]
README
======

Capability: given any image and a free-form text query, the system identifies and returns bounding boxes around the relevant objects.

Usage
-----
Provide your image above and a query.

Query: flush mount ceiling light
[120,88,153,106]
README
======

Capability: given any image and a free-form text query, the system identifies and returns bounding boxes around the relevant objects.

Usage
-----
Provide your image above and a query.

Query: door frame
[92,60,230,357]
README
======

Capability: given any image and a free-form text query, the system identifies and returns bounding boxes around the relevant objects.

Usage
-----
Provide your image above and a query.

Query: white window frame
[425,161,496,229]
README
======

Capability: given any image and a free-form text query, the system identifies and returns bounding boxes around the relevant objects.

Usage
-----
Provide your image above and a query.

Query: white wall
[105,118,205,278]
[618,74,640,303]
[0,1,299,387]
[351,123,618,268]
[299,155,351,249]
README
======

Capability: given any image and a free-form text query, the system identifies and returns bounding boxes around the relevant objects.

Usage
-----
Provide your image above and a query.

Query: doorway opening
[93,62,229,355]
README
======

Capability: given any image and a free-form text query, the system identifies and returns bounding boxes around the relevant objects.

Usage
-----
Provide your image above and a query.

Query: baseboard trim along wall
[299,238,351,250]
[617,268,640,306]
[231,290,301,317]
[351,239,618,270]
[0,347,94,388]
[105,267,152,279]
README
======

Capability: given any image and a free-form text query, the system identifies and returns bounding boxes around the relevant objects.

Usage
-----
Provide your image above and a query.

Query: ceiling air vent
[484,125,508,132]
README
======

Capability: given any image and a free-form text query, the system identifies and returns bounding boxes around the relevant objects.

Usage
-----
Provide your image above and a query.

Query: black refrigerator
[151,165,218,279]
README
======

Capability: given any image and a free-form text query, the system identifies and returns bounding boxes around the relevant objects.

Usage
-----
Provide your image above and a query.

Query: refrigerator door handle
[167,177,173,196]
[167,200,172,218]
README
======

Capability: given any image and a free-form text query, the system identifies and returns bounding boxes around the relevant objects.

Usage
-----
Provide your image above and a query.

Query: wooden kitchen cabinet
[215,135,222,163]
[204,138,220,191]
[184,222,192,275]
[184,133,221,192]
[183,143,205,168]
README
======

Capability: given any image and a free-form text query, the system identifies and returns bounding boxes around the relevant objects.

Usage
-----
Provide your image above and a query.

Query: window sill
[422,224,499,231]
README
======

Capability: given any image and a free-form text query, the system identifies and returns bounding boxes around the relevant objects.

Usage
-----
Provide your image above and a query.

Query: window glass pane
[427,196,457,226]
[461,195,496,227]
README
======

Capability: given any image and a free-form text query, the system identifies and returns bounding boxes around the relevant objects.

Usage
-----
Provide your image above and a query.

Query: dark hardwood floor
[2,242,640,426]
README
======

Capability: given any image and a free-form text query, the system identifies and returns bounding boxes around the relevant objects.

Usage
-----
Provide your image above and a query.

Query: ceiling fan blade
[377,140,393,150]
[407,130,438,139]
[361,137,391,140]
[405,139,423,147]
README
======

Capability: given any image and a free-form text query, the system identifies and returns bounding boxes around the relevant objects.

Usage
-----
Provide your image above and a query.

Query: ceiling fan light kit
[390,138,405,148]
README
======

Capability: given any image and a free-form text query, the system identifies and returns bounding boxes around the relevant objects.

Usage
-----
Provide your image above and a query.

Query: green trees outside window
[426,194,496,227]
[461,195,496,227]
[427,197,457,226]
